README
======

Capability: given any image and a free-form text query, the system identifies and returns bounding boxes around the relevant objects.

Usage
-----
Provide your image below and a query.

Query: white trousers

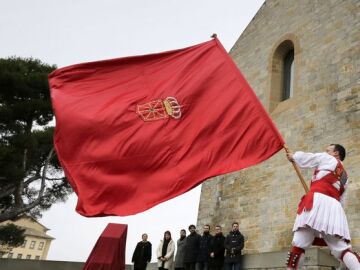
[292,227,360,270]
[292,227,351,259]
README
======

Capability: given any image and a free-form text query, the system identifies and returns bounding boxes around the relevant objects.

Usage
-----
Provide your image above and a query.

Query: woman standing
[157,231,175,270]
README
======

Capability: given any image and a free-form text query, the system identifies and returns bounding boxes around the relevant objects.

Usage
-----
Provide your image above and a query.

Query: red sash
[297,161,346,214]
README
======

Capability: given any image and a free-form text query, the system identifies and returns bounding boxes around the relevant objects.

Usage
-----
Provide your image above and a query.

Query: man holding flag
[286,144,360,269]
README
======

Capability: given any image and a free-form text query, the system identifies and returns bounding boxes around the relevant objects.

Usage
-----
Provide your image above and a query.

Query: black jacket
[210,233,225,267]
[224,230,244,263]
[132,241,152,269]
[183,232,201,263]
[197,233,214,262]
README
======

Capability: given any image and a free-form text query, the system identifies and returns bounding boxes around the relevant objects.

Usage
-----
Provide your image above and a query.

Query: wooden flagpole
[283,144,309,193]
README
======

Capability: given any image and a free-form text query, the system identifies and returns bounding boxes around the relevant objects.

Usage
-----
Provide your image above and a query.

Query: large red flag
[49,38,284,217]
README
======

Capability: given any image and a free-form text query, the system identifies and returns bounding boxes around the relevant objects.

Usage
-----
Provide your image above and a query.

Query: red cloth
[49,38,285,217]
[297,161,345,214]
[312,237,327,247]
[83,223,127,270]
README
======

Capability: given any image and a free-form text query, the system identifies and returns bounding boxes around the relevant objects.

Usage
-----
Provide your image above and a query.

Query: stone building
[197,0,359,267]
[0,216,54,260]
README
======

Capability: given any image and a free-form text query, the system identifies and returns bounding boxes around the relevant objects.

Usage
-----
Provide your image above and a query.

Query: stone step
[0,248,341,270]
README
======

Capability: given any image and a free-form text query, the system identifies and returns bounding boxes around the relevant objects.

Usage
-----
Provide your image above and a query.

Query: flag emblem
[136,96,181,121]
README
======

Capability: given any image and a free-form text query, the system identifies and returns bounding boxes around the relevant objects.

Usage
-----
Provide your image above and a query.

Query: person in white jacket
[285,144,360,269]
[157,231,176,270]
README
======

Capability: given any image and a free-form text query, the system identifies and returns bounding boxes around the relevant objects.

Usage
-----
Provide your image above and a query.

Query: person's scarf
[161,239,170,267]
[162,239,170,257]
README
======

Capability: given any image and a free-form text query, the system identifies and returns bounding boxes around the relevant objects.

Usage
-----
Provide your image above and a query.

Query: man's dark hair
[180,229,186,233]
[232,222,239,226]
[188,224,196,230]
[331,144,346,161]
[204,224,210,230]
[215,225,222,229]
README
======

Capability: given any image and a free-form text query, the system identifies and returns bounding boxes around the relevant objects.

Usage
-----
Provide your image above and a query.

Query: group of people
[132,222,244,270]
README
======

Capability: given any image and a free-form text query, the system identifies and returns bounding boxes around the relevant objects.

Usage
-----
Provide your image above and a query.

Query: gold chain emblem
[136,97,181,122]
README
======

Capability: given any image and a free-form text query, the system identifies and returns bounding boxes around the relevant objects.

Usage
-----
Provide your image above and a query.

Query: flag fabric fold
[49,38,285,217]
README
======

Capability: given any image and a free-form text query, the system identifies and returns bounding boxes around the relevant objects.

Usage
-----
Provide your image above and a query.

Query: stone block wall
[197,0,360,255]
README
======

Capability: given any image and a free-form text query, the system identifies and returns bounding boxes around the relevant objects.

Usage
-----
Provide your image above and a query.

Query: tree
[0,223,25,256]
[0,57,73,223]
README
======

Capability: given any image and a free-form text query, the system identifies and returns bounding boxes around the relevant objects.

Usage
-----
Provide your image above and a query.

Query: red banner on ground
[83,223,127,270]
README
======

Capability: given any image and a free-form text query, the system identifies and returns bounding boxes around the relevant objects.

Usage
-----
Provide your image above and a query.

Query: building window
[26,254,31,259]
[35,256,40,260]
[283,49,294,100]
[38,241,44,250]
[17,254,22,259]
[8,253,13,258]
[269,38,296,111]
[21,240,27,248]
[30,241,36,249]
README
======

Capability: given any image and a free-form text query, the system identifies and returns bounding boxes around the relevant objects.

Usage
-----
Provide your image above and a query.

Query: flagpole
[283,145,309,193]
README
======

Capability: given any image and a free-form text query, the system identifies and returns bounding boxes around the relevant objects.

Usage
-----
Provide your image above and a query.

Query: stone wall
[197,0,360,255]
[0,259,85,270]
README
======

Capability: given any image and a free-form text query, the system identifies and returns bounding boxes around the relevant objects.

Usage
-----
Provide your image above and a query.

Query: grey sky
[0,0,264,263]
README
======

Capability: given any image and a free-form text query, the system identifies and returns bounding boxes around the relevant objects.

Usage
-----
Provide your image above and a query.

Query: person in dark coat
[132,233,152,270]
[174,229,187,270]
[209,225,225,270]
[196,224,214,270]
[224,222,244,270]
[183,224,201,270]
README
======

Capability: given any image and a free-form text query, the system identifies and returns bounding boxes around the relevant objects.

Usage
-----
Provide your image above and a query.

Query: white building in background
[0,216,54,260]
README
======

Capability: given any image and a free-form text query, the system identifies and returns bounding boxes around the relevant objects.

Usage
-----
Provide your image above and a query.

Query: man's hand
[210,252,214,258]
[287,152,294,162]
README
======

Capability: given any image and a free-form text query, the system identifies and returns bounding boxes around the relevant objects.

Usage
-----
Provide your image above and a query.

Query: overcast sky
[0,0,264,263]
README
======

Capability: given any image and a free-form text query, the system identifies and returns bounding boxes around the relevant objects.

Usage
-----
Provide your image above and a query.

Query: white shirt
[293,151,347,203]
[293,151,338,181]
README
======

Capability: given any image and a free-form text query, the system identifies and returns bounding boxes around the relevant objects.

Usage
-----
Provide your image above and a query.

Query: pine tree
[0,57,72,223]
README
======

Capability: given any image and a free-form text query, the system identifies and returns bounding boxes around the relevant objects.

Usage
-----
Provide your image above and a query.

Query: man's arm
[237,233,244,251]
[209,236,215,254]
[287,151,334,169]
[132,243,139,262]
[148,242,152,262]
[224,234,231,252]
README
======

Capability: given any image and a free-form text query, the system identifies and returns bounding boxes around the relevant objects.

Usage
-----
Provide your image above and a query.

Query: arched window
[283,49,294,100]
[268,39,296,112]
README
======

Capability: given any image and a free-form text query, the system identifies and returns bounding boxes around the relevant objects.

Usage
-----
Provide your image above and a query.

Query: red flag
[49,38,284,217]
